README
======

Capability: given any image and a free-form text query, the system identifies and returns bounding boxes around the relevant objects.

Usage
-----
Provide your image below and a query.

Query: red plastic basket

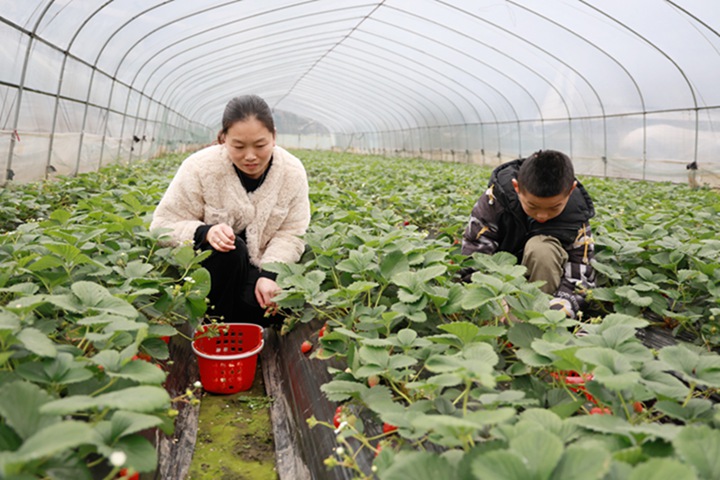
[191,323,264,394]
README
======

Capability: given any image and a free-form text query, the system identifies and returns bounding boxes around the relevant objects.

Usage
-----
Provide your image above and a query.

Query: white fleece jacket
[150,144,310,269]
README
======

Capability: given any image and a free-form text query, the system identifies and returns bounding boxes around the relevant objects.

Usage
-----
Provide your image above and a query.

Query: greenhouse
[1,1,720,479]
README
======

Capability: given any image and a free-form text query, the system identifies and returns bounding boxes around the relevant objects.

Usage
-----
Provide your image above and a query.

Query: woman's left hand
[255,277,280,313]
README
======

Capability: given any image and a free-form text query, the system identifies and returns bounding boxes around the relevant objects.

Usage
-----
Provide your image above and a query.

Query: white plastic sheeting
[1,0,718,184]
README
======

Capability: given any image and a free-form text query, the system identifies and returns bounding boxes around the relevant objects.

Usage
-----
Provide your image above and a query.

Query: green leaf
[118,261,154,279]
[472,450,529,480]
[27,255,64,272]
[358,345,390,368]
[438,321,479,346]
[17,327,58,358]
[615,286,653,307]
[659,345,720,388]
[111,360,166,384]
[320,380,366,402]
[510,429,563,479]
[0,381,59,440]
[41,386,170,414]
[110,411,164,442]
[71,281,138,318]
[627,458,698,480]
[553,445,611,480]
[519,408,580,443]
[110,434,157,472]
[381,451,455,480]
[380,249,410,279]
[673,425,720,479]
[15,421,95,461]
[396,328,417,346]
[507,322,543,349]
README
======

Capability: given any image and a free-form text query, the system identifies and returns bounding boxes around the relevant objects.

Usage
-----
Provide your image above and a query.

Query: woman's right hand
[206,223,236,252]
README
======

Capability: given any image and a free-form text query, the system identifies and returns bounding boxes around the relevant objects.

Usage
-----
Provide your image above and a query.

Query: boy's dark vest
[489,158,595,259]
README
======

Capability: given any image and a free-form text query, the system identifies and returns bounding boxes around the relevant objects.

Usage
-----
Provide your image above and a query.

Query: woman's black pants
[200,238,274,327]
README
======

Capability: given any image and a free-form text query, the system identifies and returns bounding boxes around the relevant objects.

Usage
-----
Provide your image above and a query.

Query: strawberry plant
[269,151,720,479]
[0,155,209,478]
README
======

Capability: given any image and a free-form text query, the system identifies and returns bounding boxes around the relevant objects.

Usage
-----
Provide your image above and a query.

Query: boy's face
[512,179,576,223]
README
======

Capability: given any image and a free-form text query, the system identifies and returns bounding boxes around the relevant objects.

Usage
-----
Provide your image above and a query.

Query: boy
[461,150,595,318]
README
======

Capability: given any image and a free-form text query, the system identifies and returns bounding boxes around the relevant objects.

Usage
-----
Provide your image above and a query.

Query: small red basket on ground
[191,323,264,394]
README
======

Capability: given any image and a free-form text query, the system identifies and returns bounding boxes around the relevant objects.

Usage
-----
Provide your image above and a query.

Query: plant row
[267,151,720,479]
[0,156,211,479]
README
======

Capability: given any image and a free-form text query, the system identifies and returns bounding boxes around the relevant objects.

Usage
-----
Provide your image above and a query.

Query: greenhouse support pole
[98,79,119,170]
[46,53,70,179]
[5,45,32,183]
[73,67,99,176]
[4,4,54,183]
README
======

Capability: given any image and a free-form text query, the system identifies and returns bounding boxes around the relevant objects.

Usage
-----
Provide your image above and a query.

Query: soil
[187,359,278,480]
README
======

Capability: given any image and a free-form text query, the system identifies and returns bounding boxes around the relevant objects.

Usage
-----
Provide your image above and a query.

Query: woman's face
[223,116,276,179]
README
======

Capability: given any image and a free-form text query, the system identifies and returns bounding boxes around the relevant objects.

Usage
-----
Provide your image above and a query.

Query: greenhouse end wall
[289,108,719,187]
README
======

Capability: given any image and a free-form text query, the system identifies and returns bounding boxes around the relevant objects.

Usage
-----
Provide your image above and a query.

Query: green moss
[188,360,277,480]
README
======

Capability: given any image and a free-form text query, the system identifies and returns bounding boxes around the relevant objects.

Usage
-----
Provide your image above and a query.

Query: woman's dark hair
[217,95,275,143]
[516,150,575,197]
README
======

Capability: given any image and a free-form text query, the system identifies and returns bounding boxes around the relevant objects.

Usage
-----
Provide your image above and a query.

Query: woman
[151,95,310,326]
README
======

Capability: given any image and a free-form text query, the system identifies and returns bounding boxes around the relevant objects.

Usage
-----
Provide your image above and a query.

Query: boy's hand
[456,267,476,283]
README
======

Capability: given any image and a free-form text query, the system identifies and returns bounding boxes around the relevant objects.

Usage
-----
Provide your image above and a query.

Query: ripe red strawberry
[318,324,327,338]
[589,407,612,415]
[301,341,312,354]
[382,422,398,434]
[333,406,343,428]
[117,468,139,480]
[633,401,644,413]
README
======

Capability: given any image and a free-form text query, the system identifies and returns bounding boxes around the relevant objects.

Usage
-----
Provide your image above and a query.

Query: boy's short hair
[516,150,575,197]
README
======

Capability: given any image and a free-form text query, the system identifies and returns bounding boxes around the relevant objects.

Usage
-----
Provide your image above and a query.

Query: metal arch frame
[132,8,376,102]
[155,52,430,137]
[507,1,647,178]
[45,1,113,177]
[144,26,349,104]
[153,35,452,134]
[380,4,551,153]
[343,34,500,151]
[180,72,398,134]
[148,33,428,131]
[438,0,609,160]
[316,46,470,137]
[273,0,386,109]
[146,33,464,135]
[579,0,700,179]
[113,1,469,154]
[368,13,528,156]
[135,66,416,158]
[73,1,175,170]
[107,2,380,159]
[4,1,55,182]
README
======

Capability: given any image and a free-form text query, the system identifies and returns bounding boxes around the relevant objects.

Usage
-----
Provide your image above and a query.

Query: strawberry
[633,401,644,413]
[382,422,398,434]
[589,407,612,415]
[367,375,380,388]
[301,340,312,354]
[117,468,139,480]
[333,406,343,428]
[318,324,327,338]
